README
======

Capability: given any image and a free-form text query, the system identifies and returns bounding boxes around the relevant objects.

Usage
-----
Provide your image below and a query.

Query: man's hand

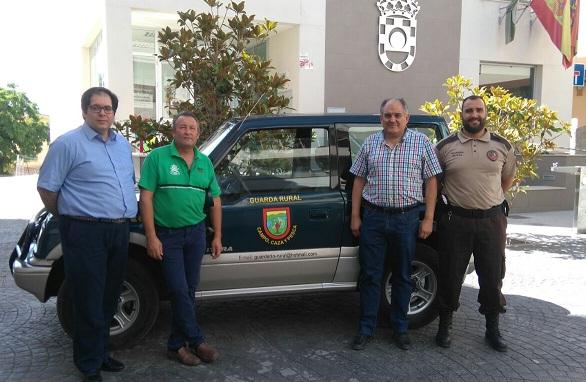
[351,216,361,238]
[210,237,222,259]
[350,176,366,238]
[418,217,433,239]
[146,234,163,261]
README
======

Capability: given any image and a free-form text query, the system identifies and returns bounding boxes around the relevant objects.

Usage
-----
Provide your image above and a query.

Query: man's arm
[501,176,515,193]
[350,176,366,238]
[209,196,222,258]
[139,189,163,261]
[419,175,438,239]
[501,145,517,193]
[37,187,59,215]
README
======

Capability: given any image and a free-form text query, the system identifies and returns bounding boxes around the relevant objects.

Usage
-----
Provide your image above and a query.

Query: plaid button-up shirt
[350,129,442,208]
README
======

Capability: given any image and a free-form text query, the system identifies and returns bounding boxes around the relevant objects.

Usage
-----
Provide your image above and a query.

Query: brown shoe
[193,343,219,363]
[167,346,201,366]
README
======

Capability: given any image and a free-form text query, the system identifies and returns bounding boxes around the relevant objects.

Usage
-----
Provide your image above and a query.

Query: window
[480,63,534,99]
[339,123,440,191]
[89,32,105,87]
[347,123,439,161]
[216,128,330,201]
[133,55,156,118]
[247,41,267,60]
[132,27,191,119]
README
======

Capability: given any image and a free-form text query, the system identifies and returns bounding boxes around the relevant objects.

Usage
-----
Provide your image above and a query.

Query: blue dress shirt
[38,123,138,219]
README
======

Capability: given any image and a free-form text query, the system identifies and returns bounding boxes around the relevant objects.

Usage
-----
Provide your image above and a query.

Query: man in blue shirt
[37,87,137,382]
[350,98,442,351]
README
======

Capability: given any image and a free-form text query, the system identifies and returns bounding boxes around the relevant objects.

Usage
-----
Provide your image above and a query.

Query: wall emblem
[377,0,421,72]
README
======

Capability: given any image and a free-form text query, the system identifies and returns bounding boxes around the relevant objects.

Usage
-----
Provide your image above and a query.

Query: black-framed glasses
[88,105,114,114]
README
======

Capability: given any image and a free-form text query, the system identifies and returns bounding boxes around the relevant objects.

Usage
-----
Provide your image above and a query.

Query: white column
[103,0,134,121]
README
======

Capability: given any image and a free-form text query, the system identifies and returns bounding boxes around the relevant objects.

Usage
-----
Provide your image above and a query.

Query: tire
[57,258,160,350]
[379,242,439,329]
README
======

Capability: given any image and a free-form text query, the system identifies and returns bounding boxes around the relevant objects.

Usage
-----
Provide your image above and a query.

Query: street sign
[574,63,584,86]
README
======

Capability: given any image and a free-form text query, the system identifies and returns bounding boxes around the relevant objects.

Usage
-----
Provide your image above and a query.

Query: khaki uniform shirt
[436,129,516,210]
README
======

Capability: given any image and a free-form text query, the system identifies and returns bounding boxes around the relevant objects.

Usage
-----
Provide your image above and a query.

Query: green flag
[505,0,518,44]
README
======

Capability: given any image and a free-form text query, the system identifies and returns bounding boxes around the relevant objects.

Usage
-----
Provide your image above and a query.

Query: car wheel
[379,243,439,329]
[57,258,160,349]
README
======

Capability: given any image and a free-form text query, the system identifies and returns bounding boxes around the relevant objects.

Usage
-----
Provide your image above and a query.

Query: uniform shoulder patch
[489,133,512,151]
[435,132,459,151]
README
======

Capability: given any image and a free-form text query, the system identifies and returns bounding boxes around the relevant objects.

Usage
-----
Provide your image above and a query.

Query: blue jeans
[358,207,419,335]
[59,217,129,374]
[157,222,206,351]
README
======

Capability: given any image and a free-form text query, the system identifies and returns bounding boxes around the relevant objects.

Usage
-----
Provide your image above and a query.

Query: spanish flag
[531,0,580,68]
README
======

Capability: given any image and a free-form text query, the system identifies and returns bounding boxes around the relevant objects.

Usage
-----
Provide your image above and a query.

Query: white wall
[269,26,300,111]
[297,0,326,113]
[460,0,573,147]
[99,0,325,118]
[103,0,135,121]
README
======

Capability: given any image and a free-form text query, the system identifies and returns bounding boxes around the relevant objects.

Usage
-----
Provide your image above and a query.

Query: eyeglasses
[88,105,114,114]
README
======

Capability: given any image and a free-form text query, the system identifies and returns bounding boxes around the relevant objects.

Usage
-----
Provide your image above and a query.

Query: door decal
[257,207,298,245]
[264,207,291,239]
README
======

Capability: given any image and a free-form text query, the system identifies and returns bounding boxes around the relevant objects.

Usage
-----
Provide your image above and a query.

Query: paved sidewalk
[0,176,585,381]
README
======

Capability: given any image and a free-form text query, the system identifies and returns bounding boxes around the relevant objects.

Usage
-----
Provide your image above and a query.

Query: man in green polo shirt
[139,111,222,366]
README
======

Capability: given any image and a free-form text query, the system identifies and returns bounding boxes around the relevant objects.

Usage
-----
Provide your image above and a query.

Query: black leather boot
[485,313,507,352]
[435,312,452,348]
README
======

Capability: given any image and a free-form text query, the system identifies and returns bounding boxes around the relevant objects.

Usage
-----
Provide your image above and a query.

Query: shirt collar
[170,140,199,158]
[81,123,116,142]
[457,128,490,143]
[378,128,412,145]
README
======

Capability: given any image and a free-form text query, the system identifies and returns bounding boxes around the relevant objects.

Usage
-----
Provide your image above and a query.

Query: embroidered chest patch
[169,164,180,176]
[486,150,498,162]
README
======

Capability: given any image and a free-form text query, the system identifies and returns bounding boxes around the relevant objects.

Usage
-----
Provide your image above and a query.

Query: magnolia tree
[116,0,290,149]
[0,84,49,174]
[420,75,571,196]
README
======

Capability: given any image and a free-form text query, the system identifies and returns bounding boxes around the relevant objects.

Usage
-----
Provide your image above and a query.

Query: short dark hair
[380,97,409,115]
[461,95,486,112]
[81,87,118,113]
[172,111,199,129]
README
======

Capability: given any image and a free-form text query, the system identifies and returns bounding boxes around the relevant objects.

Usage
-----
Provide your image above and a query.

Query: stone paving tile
[2,218,586,381]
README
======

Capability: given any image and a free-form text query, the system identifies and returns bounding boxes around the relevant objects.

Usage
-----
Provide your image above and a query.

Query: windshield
[200,121,237,156]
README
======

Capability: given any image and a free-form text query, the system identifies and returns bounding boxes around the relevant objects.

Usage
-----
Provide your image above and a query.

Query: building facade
[48,0,580,211]
[63,0,574,139]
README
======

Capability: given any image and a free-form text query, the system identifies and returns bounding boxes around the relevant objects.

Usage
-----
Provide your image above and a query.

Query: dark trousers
[157,222,206,351]
[437,211,507,315]
[357,207,419,335]
[59,217,129,374]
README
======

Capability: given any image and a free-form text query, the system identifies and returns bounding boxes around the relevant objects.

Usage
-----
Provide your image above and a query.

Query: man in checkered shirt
[349,98,442,351]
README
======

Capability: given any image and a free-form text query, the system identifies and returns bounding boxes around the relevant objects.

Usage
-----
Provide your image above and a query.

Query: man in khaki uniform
[434,95,516,352]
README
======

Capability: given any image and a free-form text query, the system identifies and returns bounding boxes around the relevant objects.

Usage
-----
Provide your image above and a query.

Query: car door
[198,124,345,290]
[332,121,444,283]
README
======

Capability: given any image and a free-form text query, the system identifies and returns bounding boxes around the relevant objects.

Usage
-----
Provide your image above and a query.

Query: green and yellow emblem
[263,207,291,240]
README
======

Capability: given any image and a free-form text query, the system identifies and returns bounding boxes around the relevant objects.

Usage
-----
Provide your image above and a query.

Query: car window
[347,123,439,161]
[338,123,440,192]
[216,127,330,202]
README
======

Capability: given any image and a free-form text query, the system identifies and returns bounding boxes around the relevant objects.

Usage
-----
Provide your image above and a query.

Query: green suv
[10,113,459,349]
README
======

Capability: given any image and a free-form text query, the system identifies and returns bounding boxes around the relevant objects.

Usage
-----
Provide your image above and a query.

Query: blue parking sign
[574,64,584,86]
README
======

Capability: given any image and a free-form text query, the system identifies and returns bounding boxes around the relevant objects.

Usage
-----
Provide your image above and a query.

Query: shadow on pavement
[507,232,586,260]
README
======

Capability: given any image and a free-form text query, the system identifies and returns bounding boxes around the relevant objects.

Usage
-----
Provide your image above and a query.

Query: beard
[462,117,486,134]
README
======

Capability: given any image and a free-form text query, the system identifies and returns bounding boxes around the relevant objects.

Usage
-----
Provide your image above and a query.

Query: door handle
[309,208,329,220]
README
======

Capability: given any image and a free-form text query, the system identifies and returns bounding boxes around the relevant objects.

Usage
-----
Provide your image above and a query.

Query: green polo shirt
[138,141,221,228]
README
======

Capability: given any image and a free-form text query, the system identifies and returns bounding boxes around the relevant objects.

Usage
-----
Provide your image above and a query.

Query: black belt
[362,199,421,214]
[62,215,130,224]
[447,204,502,219]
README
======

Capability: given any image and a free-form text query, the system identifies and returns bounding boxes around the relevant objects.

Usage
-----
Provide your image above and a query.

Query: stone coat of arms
[377,0,421,72]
